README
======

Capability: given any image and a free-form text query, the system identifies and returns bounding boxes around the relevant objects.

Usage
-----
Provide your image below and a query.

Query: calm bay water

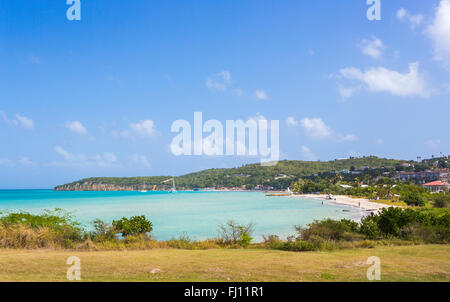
[0,190,363,241]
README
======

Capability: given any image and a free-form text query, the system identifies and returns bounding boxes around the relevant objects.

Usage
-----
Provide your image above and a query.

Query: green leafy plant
[402,191,425,207]
[112,215,153,237]
[218,220,254,246]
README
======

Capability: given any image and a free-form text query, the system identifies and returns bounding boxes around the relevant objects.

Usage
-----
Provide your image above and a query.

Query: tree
[402,192,425,207]
[218,220,254,246]
[433,193,449,208]
[112,215,153,237]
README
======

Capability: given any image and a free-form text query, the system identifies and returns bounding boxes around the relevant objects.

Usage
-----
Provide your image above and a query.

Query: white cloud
[397,8,424,28]
[18,157,35,167]
[1,111,34,130]
[13,115,34,130]
[338,85,357,99]
[286,117,299,126]
[425,139,441,149]
[248,113,267,122]
[337,134,358,142]
[301,146,317,161]
[130,120,156,137]
[130,154,151,168]
[376,138,384,145]
[114,120,157,139]
[300,118,332,139]
[339,62,431,97]
[300,117,357,142]
[397,8,407,20]
[255,90,268,100]
[359,36,385,59]
[55,146,84,161]
[0,158,13,166]
[232,88,244,97]
[248,113,270,131]
[426,0,450,67]
[206,71,231,92]
[54,146,119,168]
[65,120,87,135]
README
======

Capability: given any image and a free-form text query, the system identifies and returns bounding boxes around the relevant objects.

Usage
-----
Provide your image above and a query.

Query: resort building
[395,169,449,184]
[423,181,450,193]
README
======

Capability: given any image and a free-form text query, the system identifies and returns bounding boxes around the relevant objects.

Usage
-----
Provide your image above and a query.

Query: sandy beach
[291,194,394,214]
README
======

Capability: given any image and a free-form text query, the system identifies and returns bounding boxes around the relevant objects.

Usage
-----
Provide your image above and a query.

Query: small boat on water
[168,177,177,193]
[140,182,148,193]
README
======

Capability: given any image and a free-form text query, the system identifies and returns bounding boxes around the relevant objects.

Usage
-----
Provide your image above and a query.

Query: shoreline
[290,194,394,214]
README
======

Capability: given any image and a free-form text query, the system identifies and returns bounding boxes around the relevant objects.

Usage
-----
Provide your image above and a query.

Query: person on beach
[358,202,361,207]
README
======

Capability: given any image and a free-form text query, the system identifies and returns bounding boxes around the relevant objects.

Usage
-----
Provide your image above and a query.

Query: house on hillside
[395,169,449,184]
[423,181,450,193]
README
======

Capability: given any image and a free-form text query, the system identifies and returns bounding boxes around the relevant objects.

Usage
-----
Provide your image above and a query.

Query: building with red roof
[423,181,450,192]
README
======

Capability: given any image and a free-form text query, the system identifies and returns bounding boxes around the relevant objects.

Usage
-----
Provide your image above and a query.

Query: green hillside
[54,156,406,191]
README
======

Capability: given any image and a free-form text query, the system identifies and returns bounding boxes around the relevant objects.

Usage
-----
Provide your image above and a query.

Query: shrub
[402,191,425,207]
[112,215,153,237]
[360,219,380,239]
[296,219,359,241]
[376,207,412,236]
[89,219,117,242]
[262,234,284,249]
[432,193,450,208]
[0,209,83,246]
[280,240,317,252]
[218,220,254,247]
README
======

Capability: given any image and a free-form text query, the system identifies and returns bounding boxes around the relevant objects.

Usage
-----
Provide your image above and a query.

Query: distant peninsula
[54,156,406,191]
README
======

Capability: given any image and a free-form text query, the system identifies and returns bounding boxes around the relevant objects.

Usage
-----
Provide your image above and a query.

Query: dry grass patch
[0,245,448,282]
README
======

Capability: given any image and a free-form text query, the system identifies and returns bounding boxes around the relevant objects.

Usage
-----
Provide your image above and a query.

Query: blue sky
[0,0,449,188]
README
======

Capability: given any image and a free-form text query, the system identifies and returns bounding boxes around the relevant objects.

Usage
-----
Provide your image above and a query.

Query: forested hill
[54,156,407,191]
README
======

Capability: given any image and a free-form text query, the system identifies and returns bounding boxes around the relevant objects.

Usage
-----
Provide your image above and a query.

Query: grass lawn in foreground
[0,245,448,282]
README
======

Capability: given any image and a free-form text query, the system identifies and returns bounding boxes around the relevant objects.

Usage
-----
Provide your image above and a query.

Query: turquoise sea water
[0,190,364,241]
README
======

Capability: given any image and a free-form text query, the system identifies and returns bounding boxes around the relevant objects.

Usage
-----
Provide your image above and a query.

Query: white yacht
[168,177,176,193]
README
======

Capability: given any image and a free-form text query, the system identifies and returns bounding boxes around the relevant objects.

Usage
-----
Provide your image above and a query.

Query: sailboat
[168,177,176,193]
[140,182,148,193]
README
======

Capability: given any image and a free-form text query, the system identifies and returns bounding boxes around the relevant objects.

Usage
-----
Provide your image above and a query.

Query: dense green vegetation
[264,207,450,252]
[1,206,448,251]
[55,156,405,190]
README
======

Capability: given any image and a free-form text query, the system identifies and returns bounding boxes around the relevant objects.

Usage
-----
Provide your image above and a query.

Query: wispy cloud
[338,85,358,99]
[0,158,13,167]
[112,120,157,139]
[130,120,156,137]
[424,139,441,149]
[301,118,332,139]
[300,117,357,142]
[206,70,231,92]
[0,111,34,130]
[397,8,424,29]
[65,120,87,135]
[426,0,450,68]
[130,154,151,168]
[18,157,35,167]
[359,36,385,59]
[286,117,299,126]
[53,146,119,168]
[301,146,317,161]
[255,90,268,100]
[14,115,34,130]
[339,62,431,98]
